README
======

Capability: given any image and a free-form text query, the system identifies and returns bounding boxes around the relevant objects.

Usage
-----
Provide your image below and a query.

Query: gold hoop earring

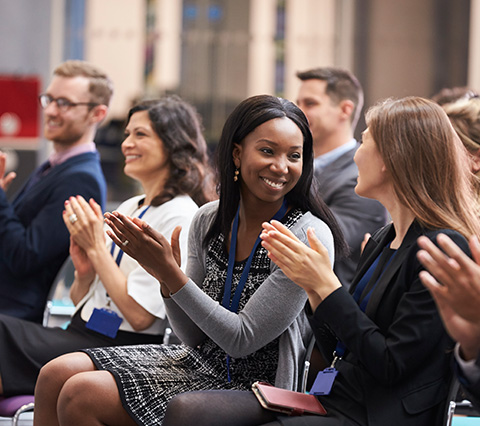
[233,168,239,182]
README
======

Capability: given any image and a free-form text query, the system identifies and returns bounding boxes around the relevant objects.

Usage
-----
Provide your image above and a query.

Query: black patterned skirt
[83,338,278,426]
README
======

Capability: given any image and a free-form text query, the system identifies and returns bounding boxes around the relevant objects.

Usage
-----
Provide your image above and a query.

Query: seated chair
[0,396,34,425]
[446,379,480,426]
[0,256,176,425]
[446,399,480,425]
[0,256,75,425]
[299,335,328,394]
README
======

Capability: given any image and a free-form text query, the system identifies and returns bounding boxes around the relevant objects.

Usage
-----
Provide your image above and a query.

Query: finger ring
[69,214,78,225]
[122,239,129,247]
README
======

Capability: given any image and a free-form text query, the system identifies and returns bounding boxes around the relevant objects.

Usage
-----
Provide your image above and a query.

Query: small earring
[233,168,239,182]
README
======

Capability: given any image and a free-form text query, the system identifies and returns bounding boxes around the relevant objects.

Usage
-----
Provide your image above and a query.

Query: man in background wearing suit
[296,67,387,288]
[0,60,110,322]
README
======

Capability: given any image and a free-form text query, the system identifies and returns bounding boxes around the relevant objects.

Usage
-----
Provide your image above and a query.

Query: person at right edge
[296,67,387,288]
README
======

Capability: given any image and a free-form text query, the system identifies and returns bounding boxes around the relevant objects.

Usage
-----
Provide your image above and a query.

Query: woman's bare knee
[57,372,101,421]
[34,353,97,426]
[57,371,136,426]
[36,352,95,395]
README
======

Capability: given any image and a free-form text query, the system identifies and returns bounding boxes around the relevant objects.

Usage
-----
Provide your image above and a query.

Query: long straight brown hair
[366,96,480,239]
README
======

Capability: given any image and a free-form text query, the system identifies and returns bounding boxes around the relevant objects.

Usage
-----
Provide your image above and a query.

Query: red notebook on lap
[252,382,327,416]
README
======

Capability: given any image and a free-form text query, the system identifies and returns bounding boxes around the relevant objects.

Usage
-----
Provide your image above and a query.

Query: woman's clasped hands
[63,195,105,253]
[261,219,341,310]
[104,211,187,296]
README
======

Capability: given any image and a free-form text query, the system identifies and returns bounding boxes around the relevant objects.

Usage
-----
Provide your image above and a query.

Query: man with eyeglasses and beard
[0,60,111,323]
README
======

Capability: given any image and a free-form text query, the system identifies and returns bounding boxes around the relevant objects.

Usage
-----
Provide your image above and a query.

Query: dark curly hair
[127,96,216,207]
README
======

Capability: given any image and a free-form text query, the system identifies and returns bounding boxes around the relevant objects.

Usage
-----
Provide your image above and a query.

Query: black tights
[163,389,361,426]
[162,390,280,426]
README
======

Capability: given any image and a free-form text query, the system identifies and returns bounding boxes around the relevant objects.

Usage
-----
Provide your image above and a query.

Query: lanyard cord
[334,245,397,359]
[105,204,151,305]
[222,199,288,382]
[222,199,288,312]
[109,205,151,266]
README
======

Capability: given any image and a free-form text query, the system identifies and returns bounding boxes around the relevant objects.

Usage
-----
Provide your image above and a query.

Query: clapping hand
[69,237,95,282]
[0,151,16,191]
[260,220,341,310]
[104,211,186,295]
[417,234,480,360]
[63,196,105,253]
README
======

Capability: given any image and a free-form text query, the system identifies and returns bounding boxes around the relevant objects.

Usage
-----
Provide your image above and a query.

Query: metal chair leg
[12,402,34,426]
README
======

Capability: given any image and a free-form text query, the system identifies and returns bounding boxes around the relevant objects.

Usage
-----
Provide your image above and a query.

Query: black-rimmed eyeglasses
[38,94,99,112]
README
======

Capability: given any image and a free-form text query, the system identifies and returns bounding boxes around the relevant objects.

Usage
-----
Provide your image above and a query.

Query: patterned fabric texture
[84,208,304,425]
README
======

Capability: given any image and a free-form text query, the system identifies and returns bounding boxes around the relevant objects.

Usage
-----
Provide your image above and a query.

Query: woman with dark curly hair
[0,95,215,398]
[126,96,216,207]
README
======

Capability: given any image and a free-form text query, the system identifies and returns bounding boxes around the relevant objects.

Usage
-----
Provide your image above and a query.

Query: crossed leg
[33,352,136,426]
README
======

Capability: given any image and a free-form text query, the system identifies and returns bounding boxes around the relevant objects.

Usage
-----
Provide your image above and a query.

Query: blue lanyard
[334,246,397,358]
[222,199,288,313]
[110,205,151,266]
[222,199,288,382]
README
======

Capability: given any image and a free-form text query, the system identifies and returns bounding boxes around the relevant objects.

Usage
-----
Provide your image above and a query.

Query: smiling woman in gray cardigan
[33,94,346,426]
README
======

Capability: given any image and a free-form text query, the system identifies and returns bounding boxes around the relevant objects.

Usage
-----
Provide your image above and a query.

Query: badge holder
[309,356,339,396]
[86,305,123,339]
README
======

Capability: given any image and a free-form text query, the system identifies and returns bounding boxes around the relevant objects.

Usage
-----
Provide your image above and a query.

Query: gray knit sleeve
[163,201,217,346]
[165,209,334,356]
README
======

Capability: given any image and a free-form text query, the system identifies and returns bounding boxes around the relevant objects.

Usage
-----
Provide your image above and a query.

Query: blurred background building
[0,0,478,203]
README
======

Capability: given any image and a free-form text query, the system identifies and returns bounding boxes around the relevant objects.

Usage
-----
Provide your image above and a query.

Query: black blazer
[309,221,469,425]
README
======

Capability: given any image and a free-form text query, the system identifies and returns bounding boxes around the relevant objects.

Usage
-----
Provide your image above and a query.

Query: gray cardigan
[164,200,335,390]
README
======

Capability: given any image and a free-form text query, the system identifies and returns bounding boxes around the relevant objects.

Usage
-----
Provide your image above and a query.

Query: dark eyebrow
[125,125,150,134]
[255,139,277,145]
[46,93,75,102]
[255,139,303,150]
[298,96,317,103]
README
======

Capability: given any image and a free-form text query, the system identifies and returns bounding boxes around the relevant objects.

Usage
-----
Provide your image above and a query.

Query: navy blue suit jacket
[0,151,106,322]
[309,222,468,425]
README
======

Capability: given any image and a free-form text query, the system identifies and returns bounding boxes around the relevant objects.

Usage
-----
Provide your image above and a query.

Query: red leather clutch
[252,381,327,416]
